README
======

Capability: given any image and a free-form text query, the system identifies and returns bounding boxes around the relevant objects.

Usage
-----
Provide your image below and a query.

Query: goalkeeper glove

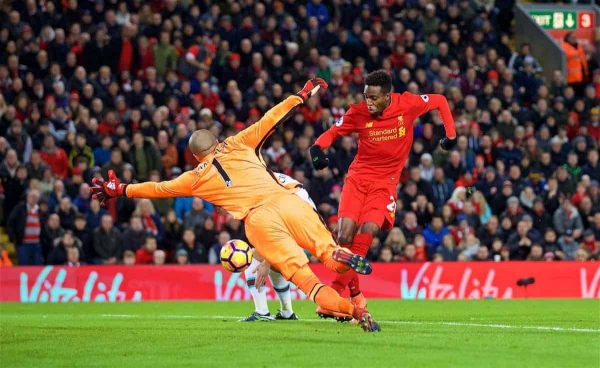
[309,145,329,170]
[439,137,457,151]
[90,169,127,206]
[297,78,328,103]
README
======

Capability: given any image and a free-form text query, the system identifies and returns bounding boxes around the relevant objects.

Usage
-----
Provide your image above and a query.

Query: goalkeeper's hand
[297,78,328,103]
[309,145,329,170]
[439,136,457,151]
[89,169,127,207]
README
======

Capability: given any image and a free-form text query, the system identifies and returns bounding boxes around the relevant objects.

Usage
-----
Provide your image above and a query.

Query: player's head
[189,129,218,160]
[364,70,392,116]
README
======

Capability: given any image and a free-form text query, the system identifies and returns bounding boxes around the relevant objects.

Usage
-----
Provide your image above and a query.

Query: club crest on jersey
[399,126,406,137]
[335,117,344,127]
[365,121,374,128]
[107,182,116,190]
[420,94,429,102]
[386,196,397,218]
[397,115,406,137]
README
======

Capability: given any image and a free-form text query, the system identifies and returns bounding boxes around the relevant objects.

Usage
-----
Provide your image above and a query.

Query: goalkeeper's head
[189,129,219,161]
[363,70,392,117]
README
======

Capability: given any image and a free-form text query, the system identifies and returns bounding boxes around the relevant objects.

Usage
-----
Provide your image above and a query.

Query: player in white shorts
[240,173,316,322]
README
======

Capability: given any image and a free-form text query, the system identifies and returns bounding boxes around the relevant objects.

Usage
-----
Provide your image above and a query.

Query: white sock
[244,258,269,315]
[269,269,293,317]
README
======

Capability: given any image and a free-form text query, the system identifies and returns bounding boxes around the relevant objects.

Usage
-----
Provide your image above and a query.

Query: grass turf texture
[1,299,599,367]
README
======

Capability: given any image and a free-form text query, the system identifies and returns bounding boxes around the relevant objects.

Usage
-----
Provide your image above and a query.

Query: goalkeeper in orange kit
[90,78,380,332]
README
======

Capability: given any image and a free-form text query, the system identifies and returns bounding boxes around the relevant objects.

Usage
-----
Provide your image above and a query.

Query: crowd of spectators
[0,0,598,267]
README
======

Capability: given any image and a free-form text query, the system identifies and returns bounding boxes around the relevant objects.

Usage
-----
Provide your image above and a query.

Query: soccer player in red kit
[310,70,457,320]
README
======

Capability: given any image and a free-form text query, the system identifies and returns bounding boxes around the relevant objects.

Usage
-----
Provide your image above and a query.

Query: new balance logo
[107,182,116,190]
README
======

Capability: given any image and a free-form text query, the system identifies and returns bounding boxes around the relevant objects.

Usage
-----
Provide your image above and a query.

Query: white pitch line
[99,314,599,333]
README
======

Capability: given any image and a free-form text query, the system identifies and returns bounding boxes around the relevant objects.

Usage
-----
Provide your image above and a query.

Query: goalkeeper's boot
[352,307,381,333]
[239,312,274,322]
[332,248,372,275]
[316,306,353,322]
[351,292,367,309]
[275,311,298,320]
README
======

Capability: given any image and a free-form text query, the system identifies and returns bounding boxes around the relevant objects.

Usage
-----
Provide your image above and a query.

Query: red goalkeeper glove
[296,78,328,102]
[89,169,127,206]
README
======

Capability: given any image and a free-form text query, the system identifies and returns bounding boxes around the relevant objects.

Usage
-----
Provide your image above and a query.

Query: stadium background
[0,0,599,269]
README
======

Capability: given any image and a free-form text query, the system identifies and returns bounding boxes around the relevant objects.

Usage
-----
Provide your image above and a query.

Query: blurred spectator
[122,215,148,253]
[1,156,29,223]
[553,200,584,238]
[558,229,579,260]
[47,230,81,265]
[183,198,210,231]
[153,249,166,265]
[474,245,490,261]
[562,32,589,95]
[130,132,162,181]
[175,248,189,265]
[72,214,92,262]
[93,213,121,264]
[133,199,163,242]
[56,197,77,230]
[66,247,82,266]
[40,213,64,261]
[423,216,449,255]
[177,229,207,264]
[7,189,43,265]
[40,135,68,178]
[122,250,136,266]
[135,235,157,265]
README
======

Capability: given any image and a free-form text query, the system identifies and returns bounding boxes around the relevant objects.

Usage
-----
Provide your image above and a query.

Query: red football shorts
[338,175,398,230]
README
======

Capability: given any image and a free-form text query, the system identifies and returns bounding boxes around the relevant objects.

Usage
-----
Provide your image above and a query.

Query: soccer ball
[220,239,253,272]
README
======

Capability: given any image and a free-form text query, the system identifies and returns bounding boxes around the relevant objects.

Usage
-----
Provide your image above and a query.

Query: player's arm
[235,78,328,149]
[252,251,270,289]
[90,169,199,205]
[406,92,457,149]
[310,111,356,170]
[125,171,199,198]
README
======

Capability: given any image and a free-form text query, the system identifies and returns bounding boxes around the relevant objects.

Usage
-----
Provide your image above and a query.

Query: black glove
[309,145,329,170]
[439,137,457,151]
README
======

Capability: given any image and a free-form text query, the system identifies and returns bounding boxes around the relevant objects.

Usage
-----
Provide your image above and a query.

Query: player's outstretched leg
[269,269,297,320]
[331,233,373,295]
[241,258,274,322]
[290,265,380,332]
[331,247,372,275]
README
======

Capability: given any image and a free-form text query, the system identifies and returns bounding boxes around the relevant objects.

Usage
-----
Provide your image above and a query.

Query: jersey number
[213,159,232,187]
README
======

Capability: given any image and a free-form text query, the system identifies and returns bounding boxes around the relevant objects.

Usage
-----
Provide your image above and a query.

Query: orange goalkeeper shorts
[244,192,339,279]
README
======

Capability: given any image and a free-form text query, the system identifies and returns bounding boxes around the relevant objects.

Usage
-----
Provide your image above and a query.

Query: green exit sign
[529,11,577,30]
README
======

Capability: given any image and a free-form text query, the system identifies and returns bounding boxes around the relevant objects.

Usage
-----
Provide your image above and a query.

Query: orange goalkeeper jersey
[125,95,304,220]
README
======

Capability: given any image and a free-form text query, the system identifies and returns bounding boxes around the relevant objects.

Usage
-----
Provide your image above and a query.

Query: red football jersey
[315,92,456,181]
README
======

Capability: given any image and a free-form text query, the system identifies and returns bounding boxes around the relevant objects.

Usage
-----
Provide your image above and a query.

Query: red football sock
[348,233,372,297]
[348,273,360,297]
[351,233,373,256]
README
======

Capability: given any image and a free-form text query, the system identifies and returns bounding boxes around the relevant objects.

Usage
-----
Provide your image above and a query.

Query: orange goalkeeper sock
[290,265,354,316]
[313,285,355,316]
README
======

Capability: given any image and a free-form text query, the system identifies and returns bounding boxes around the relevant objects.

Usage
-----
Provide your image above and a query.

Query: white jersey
[274,172,316,210]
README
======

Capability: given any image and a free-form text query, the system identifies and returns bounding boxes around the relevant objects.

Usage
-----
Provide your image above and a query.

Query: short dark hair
[365,70,392,93]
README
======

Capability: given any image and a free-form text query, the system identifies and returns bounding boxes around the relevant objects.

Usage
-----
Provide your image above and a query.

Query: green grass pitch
[1,299,599,367]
